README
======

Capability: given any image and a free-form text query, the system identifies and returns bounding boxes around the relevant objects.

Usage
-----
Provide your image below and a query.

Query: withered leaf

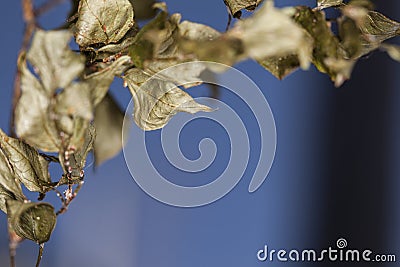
[55,82,94,121]
[75,0,135,47]
[381,44,400,62]
[70,123,95,177]
[94,94,126,165]
[58,123,95,184]
[124,68,212,130]
[179,21,221,41]
[317,0,343,10]
[343,5,400,55]
[338,16,363,59]
[258,55,300,80]
[6,200,56,244]
[15,53,60,152]
[129,0,156,20]
[359,11,400,40]
[358,11,400,53]
[0,149,25,213]
[0,129,52,193]
[55,55,132,136]
[128,7,175,69]
[26,29,85,95]
[128,8,219,83]
[293,6,351,86]
[223,0,263,18]
[229,1,311,69]
[84,55,132,106]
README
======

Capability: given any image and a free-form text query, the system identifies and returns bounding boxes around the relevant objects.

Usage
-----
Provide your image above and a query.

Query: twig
[35,243,45,267]
[34,0,67,17]
[226,13,232,32]
[8,0,36,261]
[9,249,15,267]
[8,1,36,264]
[39,153,60,163]
[8,230,23,267]
[11,0,37,136]
[9,245,16,267]
[56,181,84,215]
[53,188,66,203]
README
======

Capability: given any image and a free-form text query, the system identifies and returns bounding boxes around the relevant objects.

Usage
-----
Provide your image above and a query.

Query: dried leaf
[347,0,374,10]
[128,9,219,83]
[6,200,56,244]
[359,11,400,40]
[128,8,176,68]
[15,54,60,152]
[381,44,400,62]
[124,68,212,130]
[71,123,95,176]
[74,0,135,47]
[84,55,132,106]
[229,1,312,69]
[95,29,138,60]
[154,61,207,89]
[294,6,350,85]
[144,19,222,77]
[224,0,263,18]
[68,117,91,153]
[26,30,85,95]
[0,129,52,193]
[179,17,243,67]
[258,55,300,79]
[58,123,95,184]
[341,3,369,25]
[338,17,363,59]
[343,5,400,55]
[54,56,131,148]
[324,58,356,87]
[17,29,129,154]
[358,11,400,53]
[0,150,25,213]
[94,94,125,165]
[175,21,223,73]
[55,82,94,121]
[179,21,221,41]
[317,0,343,10]
[180,37,245,68]
[0,184,20,214]
[132,1,311,80]
[129,0,156,20]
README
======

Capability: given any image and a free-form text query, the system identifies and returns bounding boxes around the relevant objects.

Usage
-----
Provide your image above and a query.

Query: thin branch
[8,230,23,267]
[35,243,45,267]
[226,13,232,32]
[11,0,37,136]
[39,153,60,163]
[56,181,84,215]
[9,250,15,267]
[8,2,37,264]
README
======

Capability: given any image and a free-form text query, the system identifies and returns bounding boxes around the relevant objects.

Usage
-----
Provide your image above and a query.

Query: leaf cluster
[1,0,400,265]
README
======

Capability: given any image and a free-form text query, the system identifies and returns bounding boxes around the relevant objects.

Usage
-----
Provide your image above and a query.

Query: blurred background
[0,0,399,266]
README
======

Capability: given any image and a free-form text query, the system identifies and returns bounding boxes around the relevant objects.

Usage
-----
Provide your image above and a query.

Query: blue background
[1,1,400,266]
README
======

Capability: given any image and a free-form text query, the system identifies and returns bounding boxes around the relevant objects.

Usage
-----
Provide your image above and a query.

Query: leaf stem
[35,243,44,267]
[56,181,84,215]
[8,230,23,267]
